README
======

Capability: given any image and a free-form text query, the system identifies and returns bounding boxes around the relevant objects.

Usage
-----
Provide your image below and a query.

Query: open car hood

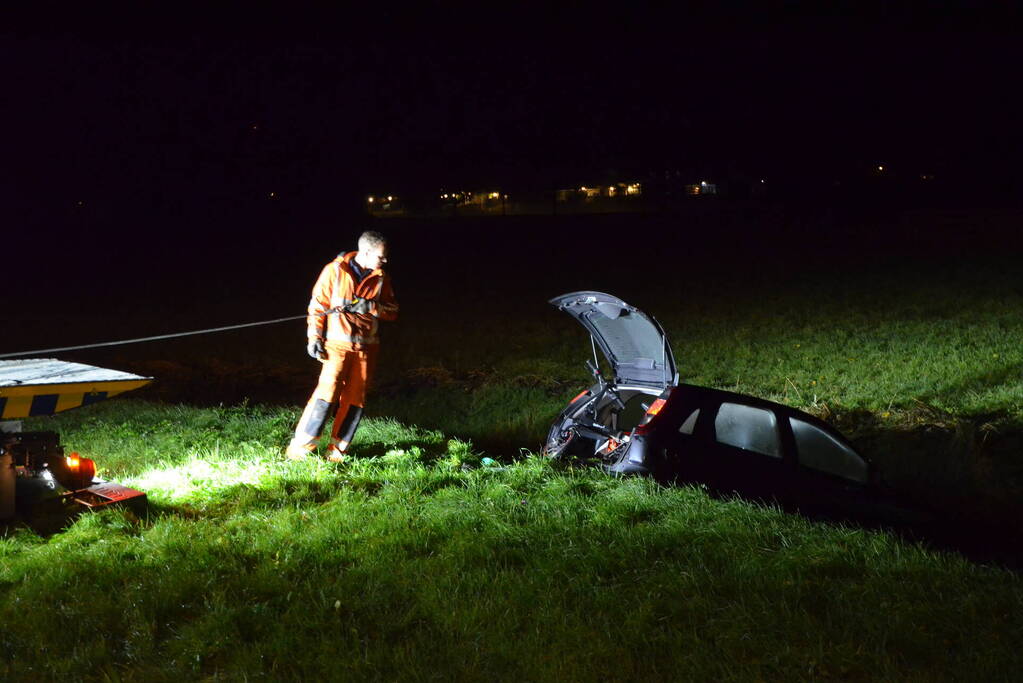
[550,291,678,390]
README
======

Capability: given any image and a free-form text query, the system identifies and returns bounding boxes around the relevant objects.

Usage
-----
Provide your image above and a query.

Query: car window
[714,403,781,458]
[789,418,868,483]
[678,408,700,435]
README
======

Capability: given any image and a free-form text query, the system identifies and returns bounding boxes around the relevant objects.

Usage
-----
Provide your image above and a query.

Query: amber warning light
[63,452,148,510]
[65,452,97,490]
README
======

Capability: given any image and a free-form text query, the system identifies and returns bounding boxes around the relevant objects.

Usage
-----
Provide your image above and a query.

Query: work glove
[307,338,326,360]
[344,297,372,315]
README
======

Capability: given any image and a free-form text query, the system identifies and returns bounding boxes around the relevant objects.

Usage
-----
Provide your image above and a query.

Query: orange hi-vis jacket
[306,251,399,351]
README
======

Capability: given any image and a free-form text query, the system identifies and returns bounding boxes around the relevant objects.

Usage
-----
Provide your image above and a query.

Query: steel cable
[0,316,305,359]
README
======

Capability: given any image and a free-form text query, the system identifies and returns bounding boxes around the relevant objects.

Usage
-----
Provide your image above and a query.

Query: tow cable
[0,315,305,359]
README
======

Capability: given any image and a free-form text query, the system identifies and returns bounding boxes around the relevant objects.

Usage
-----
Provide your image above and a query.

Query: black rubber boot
[335,405,363,445]
[299,398,332,439]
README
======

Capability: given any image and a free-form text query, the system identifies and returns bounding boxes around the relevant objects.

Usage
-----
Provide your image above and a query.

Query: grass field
[3,208,1023,679]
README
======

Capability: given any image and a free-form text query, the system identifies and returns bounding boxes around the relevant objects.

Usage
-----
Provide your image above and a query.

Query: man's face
[361,245,387,270]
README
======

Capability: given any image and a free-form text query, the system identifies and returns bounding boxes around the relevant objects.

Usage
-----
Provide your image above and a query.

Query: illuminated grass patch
[5,259,1023,679]
[2,400,1022,680]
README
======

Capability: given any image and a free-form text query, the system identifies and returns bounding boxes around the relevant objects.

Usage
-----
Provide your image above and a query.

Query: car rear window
[587,311,665,369]
[714,403,781,458]
[789,418,868,483]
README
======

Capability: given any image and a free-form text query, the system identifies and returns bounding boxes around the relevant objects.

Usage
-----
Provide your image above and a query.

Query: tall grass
[2,401,1022,680]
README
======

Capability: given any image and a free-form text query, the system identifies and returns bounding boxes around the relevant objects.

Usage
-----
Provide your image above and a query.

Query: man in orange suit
[286,230,398,462]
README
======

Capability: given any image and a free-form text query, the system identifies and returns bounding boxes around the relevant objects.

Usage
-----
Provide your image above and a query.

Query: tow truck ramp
[1,359,152,521]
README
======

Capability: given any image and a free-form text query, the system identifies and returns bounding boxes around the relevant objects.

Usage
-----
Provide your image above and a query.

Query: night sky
[4,4,1022,269]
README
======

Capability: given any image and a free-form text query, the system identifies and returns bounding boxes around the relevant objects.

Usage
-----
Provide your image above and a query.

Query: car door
[699,399,795,496]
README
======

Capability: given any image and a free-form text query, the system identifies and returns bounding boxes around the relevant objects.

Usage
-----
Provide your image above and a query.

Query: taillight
[644,398,667,419]
[634,395,669,435]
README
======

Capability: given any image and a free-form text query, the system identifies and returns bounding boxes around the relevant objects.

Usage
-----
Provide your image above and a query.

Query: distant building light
[686,182,718,196]
[269,191,276,198]
[489,192,500,199]
[877,165,885,172]
[760,179,766,183]
[367,196,374,203]
[625,183,641,195]
[387,196,393,201]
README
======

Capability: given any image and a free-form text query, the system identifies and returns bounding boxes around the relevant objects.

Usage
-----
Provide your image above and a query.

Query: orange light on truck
[66,452,96,487]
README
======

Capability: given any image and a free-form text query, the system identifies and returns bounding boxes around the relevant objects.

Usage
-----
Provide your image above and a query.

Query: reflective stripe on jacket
[306,251,398,350]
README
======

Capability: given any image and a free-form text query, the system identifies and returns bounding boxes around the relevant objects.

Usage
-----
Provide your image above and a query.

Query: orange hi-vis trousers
[291,342,378,450]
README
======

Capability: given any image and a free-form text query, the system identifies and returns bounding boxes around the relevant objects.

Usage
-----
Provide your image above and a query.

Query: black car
[544,291,880,503]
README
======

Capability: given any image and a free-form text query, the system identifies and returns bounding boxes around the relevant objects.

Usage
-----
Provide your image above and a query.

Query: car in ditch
[543,291,881,505]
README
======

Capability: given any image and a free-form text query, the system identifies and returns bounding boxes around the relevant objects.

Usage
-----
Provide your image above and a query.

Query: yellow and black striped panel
[0,379,152,419]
